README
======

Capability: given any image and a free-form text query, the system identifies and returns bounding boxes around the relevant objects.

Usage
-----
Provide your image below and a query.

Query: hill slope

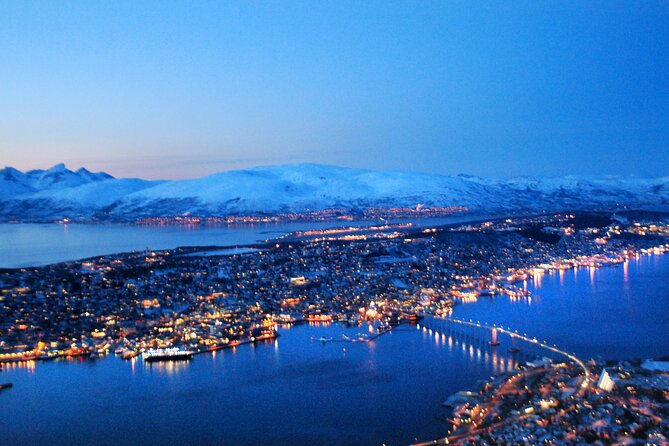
[1,163,667,221]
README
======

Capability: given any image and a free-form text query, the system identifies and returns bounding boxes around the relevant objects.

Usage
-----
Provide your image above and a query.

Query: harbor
[0,321,524,446]
[1,214,668,445]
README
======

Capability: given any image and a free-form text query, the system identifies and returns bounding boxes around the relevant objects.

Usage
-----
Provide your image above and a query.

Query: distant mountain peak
[47,163,68,172]
[0,163,668,222]
[1,166,24,180]
[0,163,116,198]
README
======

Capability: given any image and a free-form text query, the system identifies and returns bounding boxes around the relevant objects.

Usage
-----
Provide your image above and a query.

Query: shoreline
[2,211,668,444]
[0,211,576,271]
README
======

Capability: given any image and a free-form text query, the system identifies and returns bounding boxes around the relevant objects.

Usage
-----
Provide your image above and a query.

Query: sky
[0,1,667,180]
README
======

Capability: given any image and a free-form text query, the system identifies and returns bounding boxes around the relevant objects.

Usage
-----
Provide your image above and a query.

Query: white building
[597,368,616,392]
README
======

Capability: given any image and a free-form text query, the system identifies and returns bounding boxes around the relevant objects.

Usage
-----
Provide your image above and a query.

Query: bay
[0,216,477,268]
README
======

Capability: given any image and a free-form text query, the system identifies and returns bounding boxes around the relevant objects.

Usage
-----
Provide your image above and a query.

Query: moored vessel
[121,349,140,360]
[142,347,193,362]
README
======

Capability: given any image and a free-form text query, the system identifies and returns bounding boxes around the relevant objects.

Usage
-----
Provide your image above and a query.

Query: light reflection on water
[0,217,475,268]
[624,260,629,283]
[0,322,537,446]
[454,252,669,360]
[589,265,596,286]
[146,359,191,375]
[1,360,36,374]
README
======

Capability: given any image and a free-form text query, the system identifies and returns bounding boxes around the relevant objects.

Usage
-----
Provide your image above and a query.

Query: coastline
[1,211,668,445]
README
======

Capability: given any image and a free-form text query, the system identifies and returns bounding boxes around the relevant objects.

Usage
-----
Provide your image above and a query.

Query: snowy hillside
[0,163,668,222]
[0,164,160,221]
[0,163,113,192]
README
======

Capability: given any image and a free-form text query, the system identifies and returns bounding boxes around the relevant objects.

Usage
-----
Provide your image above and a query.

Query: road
[412,315,593,445]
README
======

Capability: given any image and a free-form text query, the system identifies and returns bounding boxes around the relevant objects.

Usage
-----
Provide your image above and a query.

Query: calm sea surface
[454,253,669,360]
[1,323,529,446]
[0,217,477,268]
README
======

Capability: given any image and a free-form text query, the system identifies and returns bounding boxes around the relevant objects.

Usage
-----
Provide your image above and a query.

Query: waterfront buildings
[1,212,668,443]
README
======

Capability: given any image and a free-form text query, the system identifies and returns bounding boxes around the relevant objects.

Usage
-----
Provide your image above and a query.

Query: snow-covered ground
[1,163,668,221]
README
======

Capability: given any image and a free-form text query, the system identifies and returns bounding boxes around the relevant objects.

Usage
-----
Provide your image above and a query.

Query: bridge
[411,314,593,446]
[419,314,592,394]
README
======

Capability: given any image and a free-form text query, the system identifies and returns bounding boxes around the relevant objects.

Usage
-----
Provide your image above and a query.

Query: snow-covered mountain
[0,164,161,221]
[1,163,668,222]
[1,163,113,193]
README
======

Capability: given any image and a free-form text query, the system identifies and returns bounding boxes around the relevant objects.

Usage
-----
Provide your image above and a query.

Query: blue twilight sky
[0,1,667,180]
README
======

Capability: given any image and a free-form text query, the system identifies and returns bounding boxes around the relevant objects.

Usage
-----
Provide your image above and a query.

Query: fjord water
[0,217,480,268]
[454,253,669,360]
[0,222,337,268]
[1,324,525,446]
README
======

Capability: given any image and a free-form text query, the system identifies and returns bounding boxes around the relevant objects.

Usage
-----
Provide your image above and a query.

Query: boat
[142,347,193,362]
[121,349,140,360]
[0,383,13,390]
[37,351,59,361]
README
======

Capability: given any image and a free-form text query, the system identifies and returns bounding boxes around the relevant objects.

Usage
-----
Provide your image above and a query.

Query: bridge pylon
[487,327,501,346]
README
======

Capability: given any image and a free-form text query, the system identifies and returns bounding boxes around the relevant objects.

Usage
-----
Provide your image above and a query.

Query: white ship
[142,347,193,362]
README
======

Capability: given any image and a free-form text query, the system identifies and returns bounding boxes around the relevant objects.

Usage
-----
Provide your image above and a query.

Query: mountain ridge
[1,163,668,222]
